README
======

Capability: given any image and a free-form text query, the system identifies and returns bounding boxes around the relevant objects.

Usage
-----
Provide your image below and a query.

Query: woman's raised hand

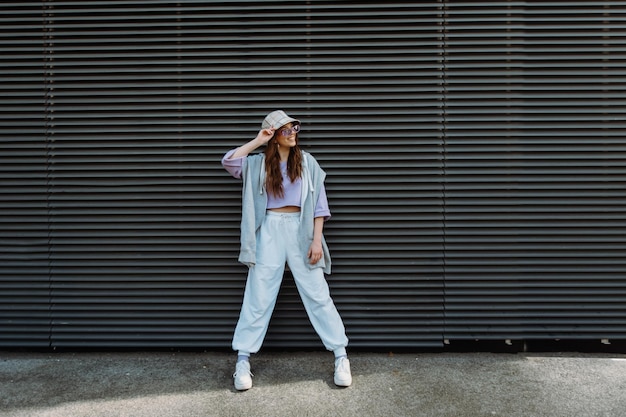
[228,127,276,159]
[255,128,275,144]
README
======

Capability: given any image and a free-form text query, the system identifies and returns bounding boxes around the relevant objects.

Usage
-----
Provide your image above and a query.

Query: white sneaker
[334,357,352,387]
[233,360,253,391]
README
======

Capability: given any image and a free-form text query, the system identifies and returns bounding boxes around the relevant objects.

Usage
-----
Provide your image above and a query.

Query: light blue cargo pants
[232,211,349,354]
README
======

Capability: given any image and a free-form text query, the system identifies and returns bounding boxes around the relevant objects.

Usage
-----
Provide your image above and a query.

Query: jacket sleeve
[237,156,257,267]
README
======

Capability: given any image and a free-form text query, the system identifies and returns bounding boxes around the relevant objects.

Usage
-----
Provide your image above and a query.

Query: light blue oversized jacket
[237,151,332,274]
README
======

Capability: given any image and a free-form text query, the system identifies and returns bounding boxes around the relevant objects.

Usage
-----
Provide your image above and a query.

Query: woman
[222,110,351,390]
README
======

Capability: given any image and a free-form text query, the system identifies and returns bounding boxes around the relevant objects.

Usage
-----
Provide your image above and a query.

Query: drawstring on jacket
[258,158,265,195]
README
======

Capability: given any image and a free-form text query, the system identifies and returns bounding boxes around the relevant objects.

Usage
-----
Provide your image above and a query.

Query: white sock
[333,347,347,359]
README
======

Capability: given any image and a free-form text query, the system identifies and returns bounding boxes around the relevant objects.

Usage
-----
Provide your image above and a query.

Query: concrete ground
[1,350,626,417]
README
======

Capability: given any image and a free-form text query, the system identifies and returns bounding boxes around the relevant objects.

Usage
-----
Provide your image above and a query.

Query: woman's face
[274,122,300,148]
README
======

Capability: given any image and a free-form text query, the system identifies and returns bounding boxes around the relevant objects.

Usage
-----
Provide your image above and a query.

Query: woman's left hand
[307,241,323,265]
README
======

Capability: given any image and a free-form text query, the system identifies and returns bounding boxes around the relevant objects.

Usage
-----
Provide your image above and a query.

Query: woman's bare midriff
[269,206,301,213]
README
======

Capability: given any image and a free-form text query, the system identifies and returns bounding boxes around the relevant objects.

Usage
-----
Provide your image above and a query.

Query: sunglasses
[277,124,301,137]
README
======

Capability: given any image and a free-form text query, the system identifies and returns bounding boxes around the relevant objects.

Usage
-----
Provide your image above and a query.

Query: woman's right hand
[228,127,276,159]
[255,128,275,144]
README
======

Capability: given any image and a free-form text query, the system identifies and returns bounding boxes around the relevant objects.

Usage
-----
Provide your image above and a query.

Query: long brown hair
[263,134,302,198]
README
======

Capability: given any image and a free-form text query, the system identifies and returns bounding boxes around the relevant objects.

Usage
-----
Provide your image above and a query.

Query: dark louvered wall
[0,1,625,349]
[441,2,626,341]
[0,3,51,347]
